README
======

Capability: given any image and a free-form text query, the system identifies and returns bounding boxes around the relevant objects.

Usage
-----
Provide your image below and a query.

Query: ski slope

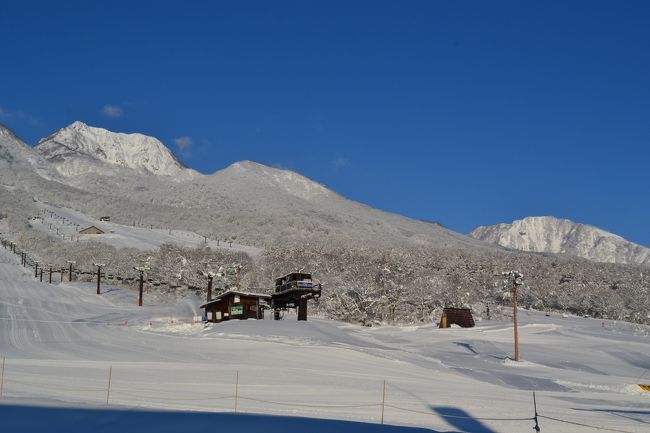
[30,202,261,256]
[0,246,648,432]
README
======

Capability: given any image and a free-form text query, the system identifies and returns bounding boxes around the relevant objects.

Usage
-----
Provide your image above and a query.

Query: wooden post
[513,282,520,361]
[138,270,144,306]
[69,263,73,282]
[96,266,102,295]
[49,266,52,284]
[34,263,38,278]
[234,370,239,413]
[39,269,43,282]
[106,365,112,405]
[0,356,5,399]
[380,380,386,424]
[532,392,540,432]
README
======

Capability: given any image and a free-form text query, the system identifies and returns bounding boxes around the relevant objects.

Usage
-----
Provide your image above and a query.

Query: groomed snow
[0,247,648,432]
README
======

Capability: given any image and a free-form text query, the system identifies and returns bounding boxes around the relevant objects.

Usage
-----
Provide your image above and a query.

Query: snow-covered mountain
[0,122,486,250]
[0,124,55,180]
[218,160,333,202]
[470,216,650,266]
[35,121,196,179]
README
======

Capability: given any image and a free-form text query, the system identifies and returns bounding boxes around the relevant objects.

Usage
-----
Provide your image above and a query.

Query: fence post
[533,391,541,432]
[0,356,5,399]
[380,380,386,424]
[234,370,239,413]
[106,365,113,406]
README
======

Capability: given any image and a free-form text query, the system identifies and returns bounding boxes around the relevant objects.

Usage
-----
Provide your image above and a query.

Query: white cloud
[173,136,193,151]
[331,157,349,170]
[0,105,41,126]
[102,104,123,118]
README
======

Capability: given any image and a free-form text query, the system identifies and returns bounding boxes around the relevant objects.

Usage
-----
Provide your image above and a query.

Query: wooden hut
[200,290,271,323]
[439,307,475,328]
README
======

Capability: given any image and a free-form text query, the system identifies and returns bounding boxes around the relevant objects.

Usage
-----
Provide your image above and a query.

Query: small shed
[439,307,475,328]
[99,216,111,222]
[79,226,105,235]
[200,290,271,323]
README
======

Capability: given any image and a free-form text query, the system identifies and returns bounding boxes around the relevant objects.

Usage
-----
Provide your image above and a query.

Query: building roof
[200,290,271,309]
[79,225,105,234]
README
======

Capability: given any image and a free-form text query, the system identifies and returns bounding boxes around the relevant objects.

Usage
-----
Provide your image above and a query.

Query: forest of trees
[2,186,649,329]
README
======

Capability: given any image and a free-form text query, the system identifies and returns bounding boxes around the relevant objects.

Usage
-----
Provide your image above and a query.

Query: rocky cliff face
[470,216,650,266]
[34,121,196,179]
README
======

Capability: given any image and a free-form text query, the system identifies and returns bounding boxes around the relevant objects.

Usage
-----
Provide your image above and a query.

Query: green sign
[230,304,243,315]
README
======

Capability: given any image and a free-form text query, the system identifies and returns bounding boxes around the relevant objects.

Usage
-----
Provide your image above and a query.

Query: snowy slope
[34,121,196,179]
[218,160,334,202]
[0,124,56,180]
[3,122,485,249]
[0,246,648,433]
[470,216,650,266]
[33,202,261,256]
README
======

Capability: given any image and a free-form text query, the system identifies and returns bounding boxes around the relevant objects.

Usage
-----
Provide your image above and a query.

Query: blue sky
[1,1,649,245]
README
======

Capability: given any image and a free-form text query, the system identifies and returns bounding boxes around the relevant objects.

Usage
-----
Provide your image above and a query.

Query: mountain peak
[69,120,88,129]
[217,160,334,201]
[35,122,196,179]
[470,216,648,265]
[0,123,18,138]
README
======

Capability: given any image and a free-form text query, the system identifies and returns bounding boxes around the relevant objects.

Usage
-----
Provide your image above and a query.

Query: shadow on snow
[430,406,499,433]
[0,403,446,433]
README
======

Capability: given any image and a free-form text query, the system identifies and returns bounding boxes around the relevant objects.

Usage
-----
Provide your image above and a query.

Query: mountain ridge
[470,216,650,266]
[34,121,196,179]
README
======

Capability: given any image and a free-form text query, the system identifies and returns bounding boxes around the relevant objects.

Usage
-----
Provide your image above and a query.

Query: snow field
[31,202,261,256]
[0,246,649,432]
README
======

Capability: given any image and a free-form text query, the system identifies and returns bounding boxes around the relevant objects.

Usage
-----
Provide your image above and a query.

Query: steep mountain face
[0,124,56,180]
[35,121,196,179]
[470,216,650,266]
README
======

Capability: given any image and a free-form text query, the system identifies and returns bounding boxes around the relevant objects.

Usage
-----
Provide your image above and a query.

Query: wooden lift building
[200,290,271,323]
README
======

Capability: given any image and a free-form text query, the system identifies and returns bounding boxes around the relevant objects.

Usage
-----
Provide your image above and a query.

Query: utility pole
[502,271,524,361]
[93,263,105,295]
[133,266,150,306]
[67,260,76,282]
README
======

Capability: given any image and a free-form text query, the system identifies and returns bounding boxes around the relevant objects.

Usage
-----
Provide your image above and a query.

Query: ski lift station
[200,272,322,323]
